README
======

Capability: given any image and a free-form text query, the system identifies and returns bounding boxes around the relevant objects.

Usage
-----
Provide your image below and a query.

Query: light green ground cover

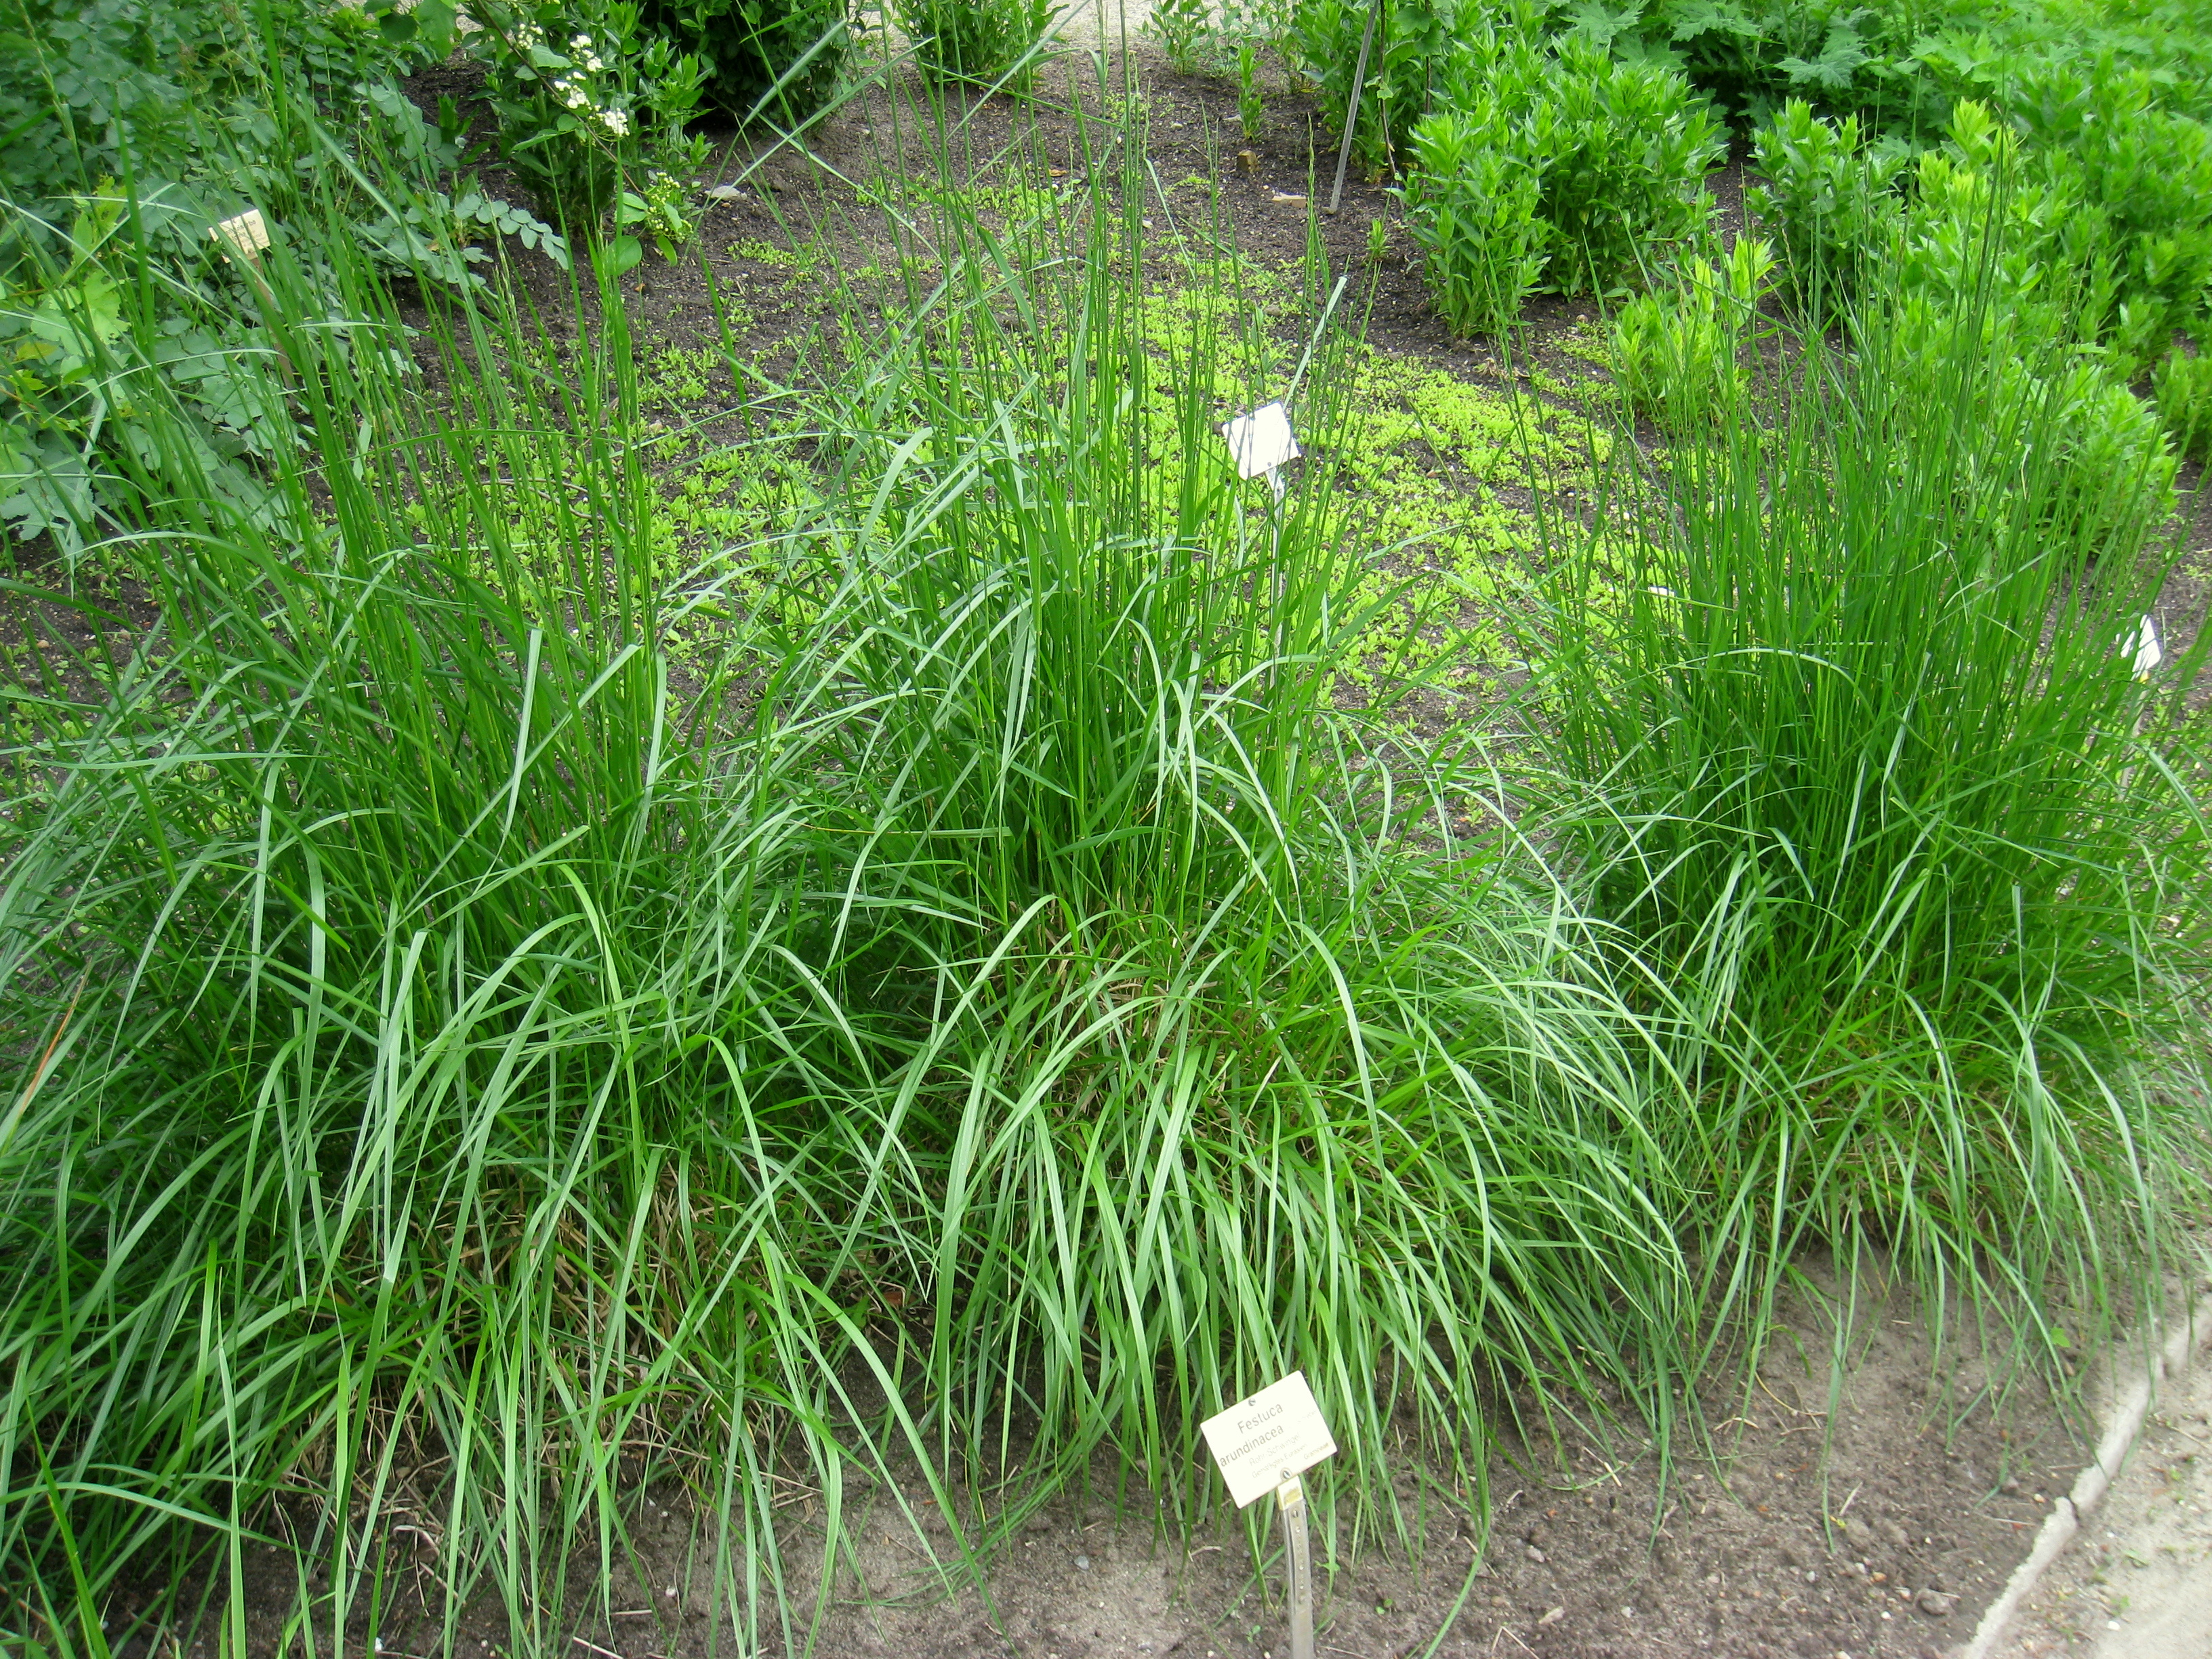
[640,203,1612,714]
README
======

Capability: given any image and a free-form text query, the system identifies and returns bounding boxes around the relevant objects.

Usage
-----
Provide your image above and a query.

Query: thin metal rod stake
[1328,0,1385,216]
[1277,1476,1314,1659]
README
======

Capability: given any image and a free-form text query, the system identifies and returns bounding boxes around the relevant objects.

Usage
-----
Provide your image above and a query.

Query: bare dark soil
[190,1263,2095,1659]
[703,1276,2091,1659]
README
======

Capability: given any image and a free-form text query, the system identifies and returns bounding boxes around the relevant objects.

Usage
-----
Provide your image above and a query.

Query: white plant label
[2129,615,2162,678]
[1221,401,1300,481]
[1201,1371,1336,1509]
[212,209,270,262]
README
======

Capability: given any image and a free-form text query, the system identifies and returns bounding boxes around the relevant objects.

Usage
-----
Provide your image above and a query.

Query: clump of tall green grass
[0,84,1693,1652]
[1530,274,2211,1371]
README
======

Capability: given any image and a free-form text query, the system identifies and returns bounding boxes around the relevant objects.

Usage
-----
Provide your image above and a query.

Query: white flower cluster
[504,18,632,140]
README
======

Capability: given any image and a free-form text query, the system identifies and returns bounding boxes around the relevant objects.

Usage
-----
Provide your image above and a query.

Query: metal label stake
[209,207,297,387]
[1328,0,1386,216]
[1199,1372,1337,1659]
[1277,1475,1315,1659]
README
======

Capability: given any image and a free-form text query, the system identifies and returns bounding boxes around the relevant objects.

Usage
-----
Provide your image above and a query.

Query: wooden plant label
[212,209,271,264]
[1220,401,1300,481]
[1200,1370,1337,1509]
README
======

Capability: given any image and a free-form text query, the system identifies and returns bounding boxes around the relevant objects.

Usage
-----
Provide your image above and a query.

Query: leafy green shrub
[1844,68,2212,372]
[1398,30,1721,331]
[2,1,298,553]
[1994,63,2212,356]
[1884,102,2142,371]
[1436,32,1723,297]
[1402,110,1548,337]
[1746,100,1905,313]
[641,0,849,125]
[0,0,566,559]
[1556,0,2212,157]
[1916,0,2212,125]
[1872,100,2182,539]
[1225,0,1297,42]
[1895,102,2065,285]
[1611,236,1776,430]
[466,0,709,223]
[1877,294,2178,553]
[2155,348,2212,459]
[2039,359,2179,546]
[356,81,576,280]
[1141,0,1284,73]
[1672,0,1955,128]
[897,0,1052,84]
[1288,0,1462,172]
[1146,0,1212,70]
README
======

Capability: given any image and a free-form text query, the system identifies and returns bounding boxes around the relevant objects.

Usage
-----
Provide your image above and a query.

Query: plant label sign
[212,209,271,264]
[1200,1371,1336,1509]
[1221,401,1300,481]
[2129,615,2162,678]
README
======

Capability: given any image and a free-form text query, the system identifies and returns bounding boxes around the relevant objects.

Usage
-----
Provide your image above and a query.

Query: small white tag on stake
[1221,401,1300,482]
[212,209,271,264]
[1200,1370,1337,1509]
[2128,615,2162,678]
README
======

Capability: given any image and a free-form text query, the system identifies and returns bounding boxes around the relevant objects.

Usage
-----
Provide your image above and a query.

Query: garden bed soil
[398,42,1636,401]
[621,1272,2095,1659]
[392,45,2212,709]
[178,1261,2107,1659]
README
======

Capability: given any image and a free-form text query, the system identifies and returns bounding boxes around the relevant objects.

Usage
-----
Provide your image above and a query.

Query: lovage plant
[1428,28,1723,299]
[1747,100,1906,316]
[1611,235,1776,430]
[1402,110,1549,337]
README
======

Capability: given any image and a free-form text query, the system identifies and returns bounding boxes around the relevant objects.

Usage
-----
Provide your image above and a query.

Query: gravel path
[1989,1317,2212,1658]
[1052,0,1162,47]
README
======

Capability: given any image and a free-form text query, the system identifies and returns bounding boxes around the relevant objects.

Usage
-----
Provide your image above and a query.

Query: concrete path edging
[1958,1292,2212,1659]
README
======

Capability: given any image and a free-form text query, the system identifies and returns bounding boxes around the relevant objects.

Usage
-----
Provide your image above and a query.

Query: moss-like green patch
[637,218,1614,722]
[1324,349,1607,704]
